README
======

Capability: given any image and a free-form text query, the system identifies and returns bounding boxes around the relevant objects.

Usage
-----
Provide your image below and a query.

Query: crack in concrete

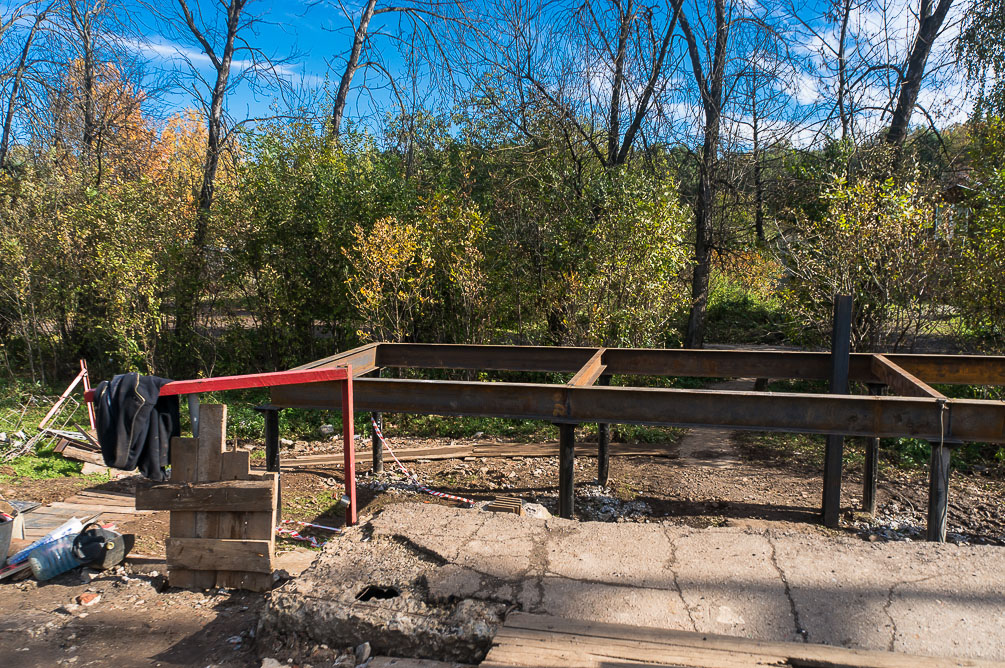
[765,531,807,643]
[882,572,941,653]
[662,524,698,632]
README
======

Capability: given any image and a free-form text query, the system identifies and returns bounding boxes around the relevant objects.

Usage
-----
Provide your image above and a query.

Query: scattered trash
[483,496,524,516]
[275,519,343,549]
[371,418,475,506]
[76,593,101,607]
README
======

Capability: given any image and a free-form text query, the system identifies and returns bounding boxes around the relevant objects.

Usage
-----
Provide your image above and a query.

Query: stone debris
[850,500,1005,546]
[354,641,371,664]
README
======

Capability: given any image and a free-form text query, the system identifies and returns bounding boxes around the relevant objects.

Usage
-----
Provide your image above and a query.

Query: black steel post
[822,295,852,528]
[372,411,384,473]
[559,423,576,519]
[372,366,384,474]
[927,441,953,542]
[260,407,281,520]
[597,375,611,486]
[188,394,200,438]
[863,383,884,515]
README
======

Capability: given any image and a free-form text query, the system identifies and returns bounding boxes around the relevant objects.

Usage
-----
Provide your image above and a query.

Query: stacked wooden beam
[136,404,277,592]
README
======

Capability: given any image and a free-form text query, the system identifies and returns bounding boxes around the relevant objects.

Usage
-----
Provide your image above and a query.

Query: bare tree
[0,1,56,168]
[886,0,954,146]
[150,0,294,350]
[673,0,731,349]
[459,0,683,170]
[319,0,467,137]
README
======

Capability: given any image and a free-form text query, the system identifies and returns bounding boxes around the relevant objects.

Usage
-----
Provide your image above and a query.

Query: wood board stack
[480,612,991,668]
[136,404,277,592]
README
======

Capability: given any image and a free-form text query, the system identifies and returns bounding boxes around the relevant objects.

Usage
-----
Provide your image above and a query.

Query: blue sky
[0,0,975,146]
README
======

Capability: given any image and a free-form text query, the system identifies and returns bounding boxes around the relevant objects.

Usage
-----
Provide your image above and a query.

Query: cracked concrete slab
[260,503,1005,664]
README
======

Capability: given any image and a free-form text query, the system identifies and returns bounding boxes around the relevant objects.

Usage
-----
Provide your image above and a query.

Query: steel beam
[269,379,1005,443]
[297,344,1005,386]
[294,343,378,376]
[568,348,607,387]
[377,343,597,373]
[871,354,946,399]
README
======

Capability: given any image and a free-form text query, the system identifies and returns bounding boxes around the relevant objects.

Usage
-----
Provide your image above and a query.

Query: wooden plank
[215,570,273,592]
[47,501,145,515]
[567,349,607,388]
[871,355,946,400]
[58,444,106,465]
[497,613,995,668]
[165,538,272,573]
[136,479,274,512]
[217,447,260,589]
[221,449,252,480]
[168,436,200,589]
[283,441,671,469]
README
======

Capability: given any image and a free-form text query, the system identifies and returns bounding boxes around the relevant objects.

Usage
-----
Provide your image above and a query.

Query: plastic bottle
[28,534,85,580]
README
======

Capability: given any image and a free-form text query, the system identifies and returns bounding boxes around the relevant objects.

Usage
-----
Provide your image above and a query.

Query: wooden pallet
[481,612,999,668]
[21,490,152,541]
[136,404,277,592]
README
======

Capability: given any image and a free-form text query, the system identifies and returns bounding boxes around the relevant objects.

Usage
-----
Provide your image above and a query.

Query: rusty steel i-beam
[268,342,1005,542]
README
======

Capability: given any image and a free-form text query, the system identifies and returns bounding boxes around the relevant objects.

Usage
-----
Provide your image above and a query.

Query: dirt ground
[1,421,1003,667]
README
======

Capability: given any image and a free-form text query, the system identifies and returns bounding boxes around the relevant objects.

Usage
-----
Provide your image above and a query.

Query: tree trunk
[0,7,48,168]
[678,0,727,349]
[886,0,953,146]
[606,0,632,167]
[173,0,242,357]
[685,109,718,348]
[331,0,378,137]
[752,81,764,245]
[837,0,851,141]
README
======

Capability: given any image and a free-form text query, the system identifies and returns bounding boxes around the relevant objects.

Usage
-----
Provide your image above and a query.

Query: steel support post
[822,295,852,528]
[597,375,611,486]
[342,377,357,526]
[188,394,200,438]
[258,407,281,520]
[863,383,884,516]
[372,367,384,474]
[927,441,954,542]
[371,412,383,473]
[559,423,576,519]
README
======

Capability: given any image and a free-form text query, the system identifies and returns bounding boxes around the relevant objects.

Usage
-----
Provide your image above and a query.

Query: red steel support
[83,367,351,403]
[342,365,357,526]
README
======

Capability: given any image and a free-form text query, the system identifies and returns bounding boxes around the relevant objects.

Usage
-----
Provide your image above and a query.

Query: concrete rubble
[259,502,1005,664]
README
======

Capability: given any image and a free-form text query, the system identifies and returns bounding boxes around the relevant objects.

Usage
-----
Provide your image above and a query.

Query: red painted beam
[84,367,351,403]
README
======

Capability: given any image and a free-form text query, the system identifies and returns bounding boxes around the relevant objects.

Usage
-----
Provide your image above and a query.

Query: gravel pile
[850,500,1005,546]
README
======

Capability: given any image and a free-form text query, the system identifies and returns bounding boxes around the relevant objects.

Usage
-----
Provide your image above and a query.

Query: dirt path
[674,379,750,469]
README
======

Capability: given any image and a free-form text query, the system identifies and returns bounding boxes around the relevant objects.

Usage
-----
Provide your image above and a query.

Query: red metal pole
[81,360,96,430]
[341,365,357,526]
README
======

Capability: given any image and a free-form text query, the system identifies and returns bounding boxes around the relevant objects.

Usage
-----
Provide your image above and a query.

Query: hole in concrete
[356,585,400,602]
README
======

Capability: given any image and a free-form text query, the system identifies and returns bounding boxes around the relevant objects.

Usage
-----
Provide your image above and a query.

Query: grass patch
[0,444,86,480]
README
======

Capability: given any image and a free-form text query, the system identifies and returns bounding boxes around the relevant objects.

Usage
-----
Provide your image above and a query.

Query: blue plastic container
[28,534,85,580]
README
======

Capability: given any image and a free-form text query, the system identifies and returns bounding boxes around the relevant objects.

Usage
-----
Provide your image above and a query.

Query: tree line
[0,0,1003,383]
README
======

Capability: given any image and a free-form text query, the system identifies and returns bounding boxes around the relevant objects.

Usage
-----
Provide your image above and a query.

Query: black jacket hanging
[93,373,180,481]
